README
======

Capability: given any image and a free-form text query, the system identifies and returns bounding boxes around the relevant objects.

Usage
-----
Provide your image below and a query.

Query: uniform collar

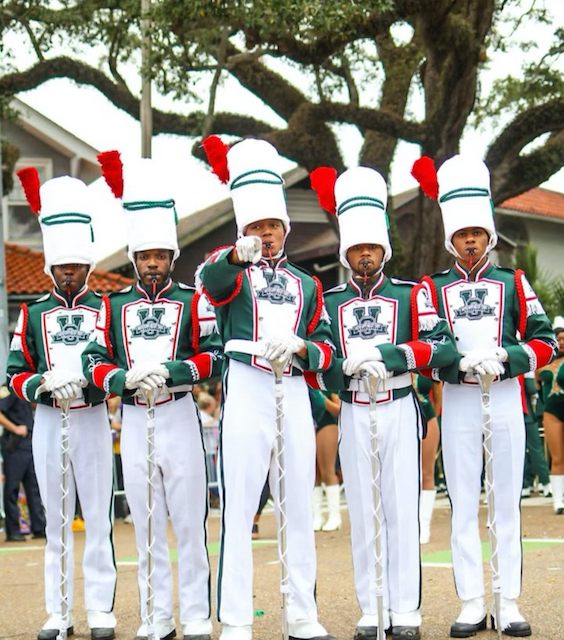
[135,278,174,301]
[453,258,492,281]
[52,285,89,308]
[257,254,288,269]
[349,272,386,297]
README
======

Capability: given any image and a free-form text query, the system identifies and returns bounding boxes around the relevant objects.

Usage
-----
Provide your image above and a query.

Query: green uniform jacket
[81,280,223,405]
[423,260,556,384]
[198,248,335,374]
[7,287,105,407]
[305,274,457,403]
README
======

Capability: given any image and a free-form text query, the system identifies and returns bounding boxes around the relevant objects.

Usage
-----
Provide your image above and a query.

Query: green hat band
[231,169,283,190]
[123,199,178,224]
[41,212,94,241]
[439,187,494,217]
[337,196,389,229]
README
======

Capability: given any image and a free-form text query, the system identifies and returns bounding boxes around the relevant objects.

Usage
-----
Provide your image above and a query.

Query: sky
[7,4,564,263]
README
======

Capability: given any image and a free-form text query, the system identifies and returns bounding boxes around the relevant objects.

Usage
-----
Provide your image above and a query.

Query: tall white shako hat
[97,151,179,263]
[202,136,291,237]
[16,168,95,281]
[310,165,391,270]
[411,154,498,257]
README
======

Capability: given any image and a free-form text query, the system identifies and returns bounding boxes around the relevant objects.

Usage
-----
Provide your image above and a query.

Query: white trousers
[121,393,210,626]
[339,395,422,627]
[217,361,318,627]
[442,378,525,601]
[33,403,116,615]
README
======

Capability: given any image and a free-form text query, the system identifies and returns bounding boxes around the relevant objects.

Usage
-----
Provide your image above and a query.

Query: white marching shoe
[312,485,325,531]
[491,598,531,636]
[419,489,436,544]
[321,484,342,531]
[219,624,252,640]
[38,614,74,640]
[450,597,487,637]
[550,474,564,514]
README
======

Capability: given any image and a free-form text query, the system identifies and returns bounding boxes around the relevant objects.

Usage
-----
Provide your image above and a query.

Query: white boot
[321,483,342,531]
[312,485,325,531]
[550,474,564,514]
[419,489,436,544]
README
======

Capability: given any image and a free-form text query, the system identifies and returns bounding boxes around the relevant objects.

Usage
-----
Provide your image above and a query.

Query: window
[4,158,52,246]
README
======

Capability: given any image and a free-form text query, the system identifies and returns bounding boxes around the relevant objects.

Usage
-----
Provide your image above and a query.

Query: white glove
[52,381,82,402]
[125,364,170,390]
[459,348,508,372]
[42,370,78,391]
[361,360,389,380]
[264,333,306,362]
[137,373,169,392]
[343,356,369,376]
[235,236,262,264]
[474,360,505,376]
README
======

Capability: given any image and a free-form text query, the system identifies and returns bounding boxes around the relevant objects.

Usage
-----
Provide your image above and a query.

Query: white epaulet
[390,277,418,286]
[177,282,195,291]
[117,285,133,294]
[325,283,348,294]
[34,293,51,303]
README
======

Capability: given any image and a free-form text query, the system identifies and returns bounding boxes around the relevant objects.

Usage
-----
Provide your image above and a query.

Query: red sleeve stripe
[313,342,333,370]
[202,272,243,307]
[101,296,114,359]
[307,276,324,336]
[527,339,554,369]
[11,372,36,401]
[188,353,213,380]
[404,340,433,368]
[191,292,201,354]
[304,371,322,390]
[19,304,36,371]
[92,363,120,390]
[514,269,527,337]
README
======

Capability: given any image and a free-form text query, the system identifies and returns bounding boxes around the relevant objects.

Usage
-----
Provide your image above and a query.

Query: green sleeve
[164,331,224,385]
[199,248,245,303]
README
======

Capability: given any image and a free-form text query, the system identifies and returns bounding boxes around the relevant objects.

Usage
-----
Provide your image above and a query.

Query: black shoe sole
[91,629,115,640]
[450,616,487,638]
[390,626,420,640]
[38,627,74,640]
[134,631,176,640]
[490,615,531,637]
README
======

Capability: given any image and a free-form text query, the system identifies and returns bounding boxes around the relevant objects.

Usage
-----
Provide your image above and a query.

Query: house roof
[5,243,134,297]
[498,187,564,221]
[9,98,101,179]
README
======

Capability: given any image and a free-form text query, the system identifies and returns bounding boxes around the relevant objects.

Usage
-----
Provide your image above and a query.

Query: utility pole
[140,0,152,159]
[0,126,11,383]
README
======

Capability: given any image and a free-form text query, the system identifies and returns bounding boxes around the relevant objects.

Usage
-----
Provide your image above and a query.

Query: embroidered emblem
[348,306,388,339]
[130,307,171,340]
[51,315,91,345]
[453,289,495,321]
[256,272,296,305]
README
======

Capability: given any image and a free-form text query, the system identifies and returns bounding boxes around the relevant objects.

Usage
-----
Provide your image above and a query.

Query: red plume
[411,156,439,200]
[310,167,337,215]
[16,167,42,214]
[202,135,230,184]
[97,150,124,198]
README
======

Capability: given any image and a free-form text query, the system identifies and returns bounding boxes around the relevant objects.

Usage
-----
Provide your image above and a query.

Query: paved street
[1,495,563,640]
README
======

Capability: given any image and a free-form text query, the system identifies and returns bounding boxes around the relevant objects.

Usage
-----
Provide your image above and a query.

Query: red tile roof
[5,243,134,296]
[499,187,564,220]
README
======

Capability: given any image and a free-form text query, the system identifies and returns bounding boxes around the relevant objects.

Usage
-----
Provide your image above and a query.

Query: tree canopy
[2,0,563,276]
